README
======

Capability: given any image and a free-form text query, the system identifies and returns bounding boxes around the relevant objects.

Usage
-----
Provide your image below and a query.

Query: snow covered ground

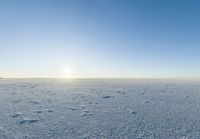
[0,78,200,139]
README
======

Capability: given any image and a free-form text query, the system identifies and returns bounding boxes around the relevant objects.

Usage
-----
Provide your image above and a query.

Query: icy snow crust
[0,78,200,139]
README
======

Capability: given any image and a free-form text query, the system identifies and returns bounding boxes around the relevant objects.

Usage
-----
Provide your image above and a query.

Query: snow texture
[0,78,200,138]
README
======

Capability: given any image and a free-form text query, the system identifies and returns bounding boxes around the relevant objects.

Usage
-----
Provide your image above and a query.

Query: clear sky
[1,0,200,78]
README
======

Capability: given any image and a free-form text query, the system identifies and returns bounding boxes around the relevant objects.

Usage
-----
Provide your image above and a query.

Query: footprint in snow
[28,100,40,104]
[102,96,112,99]
[131,111,137,115]
[19,118,39,125]
[28,119,39,124]
[47,109,54,113]
[19,119,31,125]
[69,107,76,111]
[35,110,43,113]
[80,105,86,108]
[83,110,89,113]
[81,112,92,117]
[12,112,22,118]
[127,109,137,115]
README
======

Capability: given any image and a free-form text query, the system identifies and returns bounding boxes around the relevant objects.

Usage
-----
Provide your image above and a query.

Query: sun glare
[62,66,74,78]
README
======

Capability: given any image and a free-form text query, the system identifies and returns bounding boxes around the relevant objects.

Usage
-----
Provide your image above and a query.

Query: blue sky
[1,0,200,78]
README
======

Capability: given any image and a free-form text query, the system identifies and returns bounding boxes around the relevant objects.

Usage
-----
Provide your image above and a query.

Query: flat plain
[0,78,199,139]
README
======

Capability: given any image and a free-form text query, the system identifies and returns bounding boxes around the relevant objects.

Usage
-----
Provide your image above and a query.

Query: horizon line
[1,77,200,80]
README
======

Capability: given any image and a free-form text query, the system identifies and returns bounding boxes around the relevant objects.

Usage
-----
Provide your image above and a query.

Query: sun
[62,66,74,78]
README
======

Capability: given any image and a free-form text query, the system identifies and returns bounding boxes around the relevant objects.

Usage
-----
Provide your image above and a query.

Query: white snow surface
[0,78,200,139]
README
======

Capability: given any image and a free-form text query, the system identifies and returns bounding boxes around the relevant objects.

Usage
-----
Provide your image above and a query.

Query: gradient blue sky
[1,0,200,78]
